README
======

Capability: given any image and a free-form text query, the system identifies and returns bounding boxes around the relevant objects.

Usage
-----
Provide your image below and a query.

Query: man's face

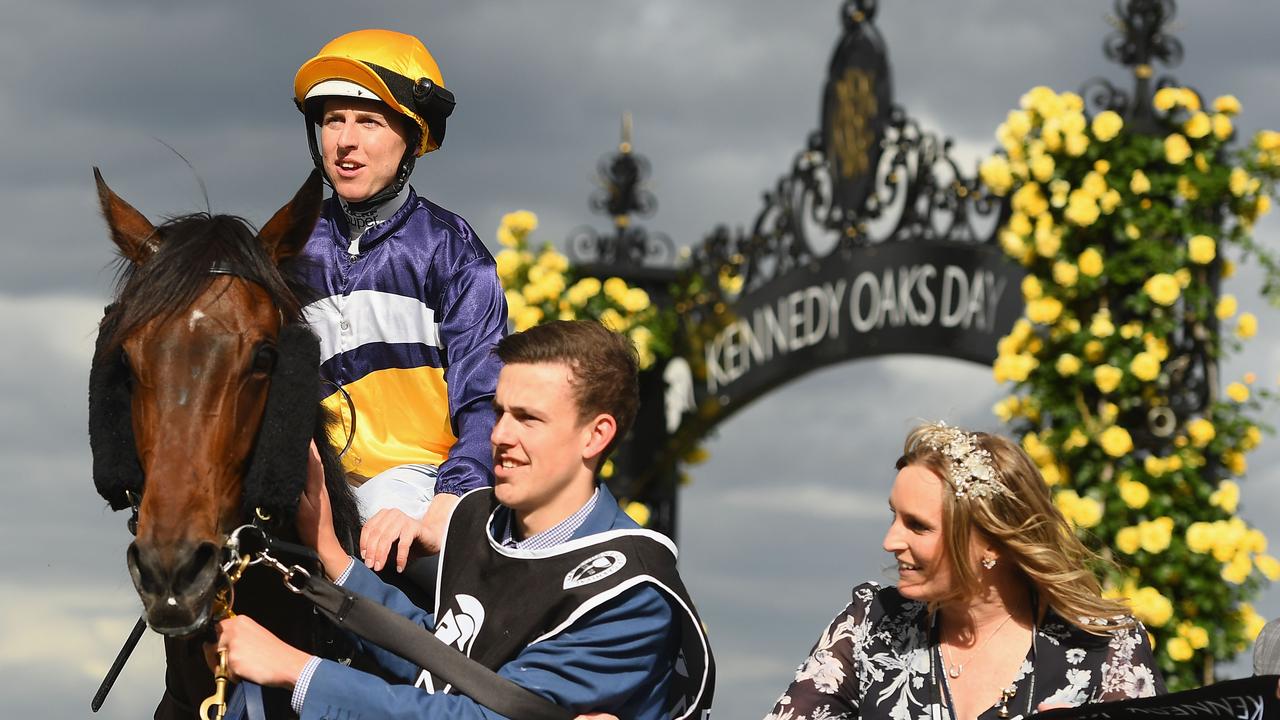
[491,362,596,524]
[320,97,410,203]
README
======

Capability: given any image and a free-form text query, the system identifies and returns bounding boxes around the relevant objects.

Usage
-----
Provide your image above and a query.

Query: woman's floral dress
[765,582,1164,720]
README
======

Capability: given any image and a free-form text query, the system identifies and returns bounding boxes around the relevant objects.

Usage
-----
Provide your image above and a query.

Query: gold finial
[619,111,633,154]
[1135,63,1153,79]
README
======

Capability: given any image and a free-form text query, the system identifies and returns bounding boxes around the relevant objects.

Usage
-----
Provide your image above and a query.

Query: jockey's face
[320,97,410,203]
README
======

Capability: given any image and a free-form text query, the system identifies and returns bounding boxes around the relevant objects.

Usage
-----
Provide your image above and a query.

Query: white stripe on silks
[302,289,442,364]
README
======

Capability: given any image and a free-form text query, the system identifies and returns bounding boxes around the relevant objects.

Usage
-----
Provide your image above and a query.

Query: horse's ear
[94,167,158,265]
[259,170,323,263]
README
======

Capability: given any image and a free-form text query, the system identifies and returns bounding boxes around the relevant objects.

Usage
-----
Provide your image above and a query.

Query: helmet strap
[303,115,420,212]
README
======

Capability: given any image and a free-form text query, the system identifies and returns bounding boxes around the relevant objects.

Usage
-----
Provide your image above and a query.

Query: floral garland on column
[980,85,1280,688]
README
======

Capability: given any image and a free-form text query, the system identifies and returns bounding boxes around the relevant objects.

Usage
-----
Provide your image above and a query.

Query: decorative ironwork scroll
[568,113,675,269]
[668,0,1018,441]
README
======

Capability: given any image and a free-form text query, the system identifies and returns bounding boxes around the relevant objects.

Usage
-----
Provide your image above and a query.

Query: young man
[216,321,714,719]
[291,29,506,567]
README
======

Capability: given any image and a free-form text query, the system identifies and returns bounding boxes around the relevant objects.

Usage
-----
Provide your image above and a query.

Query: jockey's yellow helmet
[294,29,454,156]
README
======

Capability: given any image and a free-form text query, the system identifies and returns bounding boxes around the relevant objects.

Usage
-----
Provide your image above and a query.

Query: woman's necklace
[940,612,1015,679]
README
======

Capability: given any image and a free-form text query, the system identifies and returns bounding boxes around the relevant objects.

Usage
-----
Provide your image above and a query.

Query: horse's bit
[197,523,313,720]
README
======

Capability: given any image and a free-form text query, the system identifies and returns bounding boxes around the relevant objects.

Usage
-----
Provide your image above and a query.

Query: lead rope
[91,490,146,713]
[198,538,254,720]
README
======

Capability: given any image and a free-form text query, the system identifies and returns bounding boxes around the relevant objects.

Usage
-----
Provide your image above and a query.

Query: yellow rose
[1082,171,1108,198]
[1119,480,1150,509]
[1185,418,1215,448]
[1164,133,1192,164]
[1237,312,1258,339]
[1064,427,1089,451]
[603,277,629,303]
[1184,112,1211,139]
[501,209,539,236]
[1143,274,1180,306]
[1099,426,1133,457]
[1256,554,1280,581]
[1153,87,1180,111]
[1065,133,1089,157]
[1139,517,1174,553]
[1012,183,1049,217]
[1023,432,1053,466]
[1091,110,1123,141]
[1075,496,1103,528]
[1180,88,1202,111]
[1030,154,1055,183]
[1055,354,1082,376]
[979,155,1015,195]
[992,396,1021,422]
[1021,275,1043,301]
[1211,480,1241,514]
[1242,425,1262,452]
[1213,113,1233,141]
[1242,603,1267,641]
[1166,637,1194,662]
[494,249,522,281]
[1222,552,1252,584]
[513,304,543,331]
[1214,95,1242,115]
[1100,189,1122,214]
[1229,167,1249,197]
[621,287,651,313]
[1129,352,1160,382]
[1125,223,1142,240]
[1005,109,1033,139]
[999,230,1030,263]
[598,307,626,331]
[623,500,651,526]
[1224,450,1247,475]
[1227,382,1250,403]
[1026,297,1063,325]
[1186,523,1214,553]
[1035,224,1063,256]
[1134,586,1173,627]
[1177,175,1200,201]
[1064,190,1100,227]
[1090,311,1115,338]
[1129,169,1151,195]
[1115,527,1142,554]
[1187,234,1216,264]
[1083,339,1105,362]
[1052,261,1078,287]
[1077,248,1104,277]
[1216,294,1238,319]
[1040,463,1062,486]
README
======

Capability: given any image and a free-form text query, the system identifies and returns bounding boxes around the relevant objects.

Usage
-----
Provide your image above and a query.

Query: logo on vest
[415,593,486,693]
[563,550,627,590]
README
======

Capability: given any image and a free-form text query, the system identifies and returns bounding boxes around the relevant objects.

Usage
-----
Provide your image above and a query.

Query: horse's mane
[103,213,306,353]
[96,209,360,553]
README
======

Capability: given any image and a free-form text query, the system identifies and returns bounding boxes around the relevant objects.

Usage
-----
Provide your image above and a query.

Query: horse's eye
[251,345,278,375]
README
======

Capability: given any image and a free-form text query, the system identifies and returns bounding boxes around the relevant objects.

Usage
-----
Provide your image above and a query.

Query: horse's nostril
[127,542,165,596]
[174,541,219,596]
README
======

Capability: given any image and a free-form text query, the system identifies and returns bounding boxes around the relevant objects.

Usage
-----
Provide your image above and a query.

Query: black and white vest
[414,488,714,719]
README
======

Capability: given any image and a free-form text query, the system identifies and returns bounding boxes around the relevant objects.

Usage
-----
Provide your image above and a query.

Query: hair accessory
[920,422,1009,500]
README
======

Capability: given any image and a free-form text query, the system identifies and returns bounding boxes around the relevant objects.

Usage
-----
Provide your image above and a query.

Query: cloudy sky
[5,1,1280,718]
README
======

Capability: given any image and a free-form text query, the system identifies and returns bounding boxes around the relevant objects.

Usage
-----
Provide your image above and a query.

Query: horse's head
[94,170,322,635]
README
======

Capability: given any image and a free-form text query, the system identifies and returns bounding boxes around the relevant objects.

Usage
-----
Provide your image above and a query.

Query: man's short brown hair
[495,320,639,457]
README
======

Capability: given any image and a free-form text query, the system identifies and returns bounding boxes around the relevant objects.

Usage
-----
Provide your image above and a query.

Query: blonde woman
[766,422,1164,720]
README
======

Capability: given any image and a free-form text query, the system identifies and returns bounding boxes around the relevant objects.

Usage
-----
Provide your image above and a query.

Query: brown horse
[90,170,362,717]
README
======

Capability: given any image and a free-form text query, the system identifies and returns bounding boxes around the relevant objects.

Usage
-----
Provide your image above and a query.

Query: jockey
[292,29,506,566]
